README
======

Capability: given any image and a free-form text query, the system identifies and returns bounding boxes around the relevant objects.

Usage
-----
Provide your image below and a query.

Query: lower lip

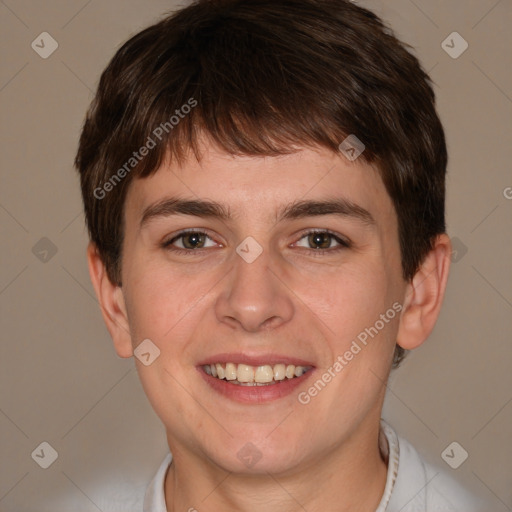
[198,367,315,404]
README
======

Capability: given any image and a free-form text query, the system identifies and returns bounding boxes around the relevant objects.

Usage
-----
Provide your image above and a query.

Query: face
[118,140,407,474]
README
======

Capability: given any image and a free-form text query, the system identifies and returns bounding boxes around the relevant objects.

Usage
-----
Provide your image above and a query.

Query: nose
[214,246,295,333]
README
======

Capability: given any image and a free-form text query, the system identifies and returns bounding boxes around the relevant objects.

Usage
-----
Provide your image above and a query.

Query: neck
[164,417,388,512]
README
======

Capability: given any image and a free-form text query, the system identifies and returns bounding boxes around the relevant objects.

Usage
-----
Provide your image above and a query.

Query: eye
[161,230,218,253]
[294,230,350,253]
[161,229,350,256]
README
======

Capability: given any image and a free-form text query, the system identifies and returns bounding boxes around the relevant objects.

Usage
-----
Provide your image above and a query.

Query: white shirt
[143,420,487,511]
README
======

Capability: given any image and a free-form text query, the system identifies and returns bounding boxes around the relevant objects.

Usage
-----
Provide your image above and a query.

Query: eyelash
[161,228,351,256]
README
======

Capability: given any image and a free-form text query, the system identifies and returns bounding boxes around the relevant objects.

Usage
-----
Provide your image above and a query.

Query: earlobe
[86,242,134,358]
[396,234,452,351]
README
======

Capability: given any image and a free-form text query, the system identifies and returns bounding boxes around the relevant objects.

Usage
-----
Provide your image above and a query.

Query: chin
[205,436,305,476]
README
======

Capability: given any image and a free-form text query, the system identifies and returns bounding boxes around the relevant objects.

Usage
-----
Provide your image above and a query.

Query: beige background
[0,0,511,510]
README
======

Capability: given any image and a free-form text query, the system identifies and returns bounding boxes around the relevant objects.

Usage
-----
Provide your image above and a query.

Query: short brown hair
[75,0,447,367]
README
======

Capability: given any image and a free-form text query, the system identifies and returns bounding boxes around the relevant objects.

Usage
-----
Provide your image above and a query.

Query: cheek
[289,262,392,345]
[123,258,217,350]
[122,262,209,420]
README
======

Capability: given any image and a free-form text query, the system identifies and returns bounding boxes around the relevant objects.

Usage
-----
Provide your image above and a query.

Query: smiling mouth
[202,362,313,386]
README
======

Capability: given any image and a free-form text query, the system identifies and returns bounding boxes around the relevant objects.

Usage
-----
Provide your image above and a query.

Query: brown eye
[181,232,207,249]
[308,232,332,249]
[162,230,216,252]
[294,230,350,253]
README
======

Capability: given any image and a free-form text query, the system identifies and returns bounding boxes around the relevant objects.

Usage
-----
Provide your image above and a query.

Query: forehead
[124,143,396,228]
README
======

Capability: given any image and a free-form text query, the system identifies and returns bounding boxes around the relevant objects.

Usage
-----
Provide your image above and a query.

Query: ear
[396,234,452,350]
[87,242,134,358]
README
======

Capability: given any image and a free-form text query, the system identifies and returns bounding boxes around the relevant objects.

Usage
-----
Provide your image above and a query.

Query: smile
[202,363,312,385]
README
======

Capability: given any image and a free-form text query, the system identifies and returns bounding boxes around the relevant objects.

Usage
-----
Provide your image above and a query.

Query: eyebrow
[140,196,376,228]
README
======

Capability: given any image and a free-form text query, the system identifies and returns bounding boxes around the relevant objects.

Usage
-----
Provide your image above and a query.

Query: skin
[88,138,452,512]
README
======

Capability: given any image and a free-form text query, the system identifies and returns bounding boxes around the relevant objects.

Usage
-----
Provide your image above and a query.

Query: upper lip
[197,353,315,367]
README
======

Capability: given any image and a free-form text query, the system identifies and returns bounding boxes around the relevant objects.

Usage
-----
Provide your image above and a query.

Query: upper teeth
[203,363,309,384]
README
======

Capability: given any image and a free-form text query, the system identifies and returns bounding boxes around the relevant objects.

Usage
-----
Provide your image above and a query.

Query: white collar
[375,419,400,511]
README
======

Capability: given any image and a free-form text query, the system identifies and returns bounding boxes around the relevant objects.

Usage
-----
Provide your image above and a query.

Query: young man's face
[116,139,408,473]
